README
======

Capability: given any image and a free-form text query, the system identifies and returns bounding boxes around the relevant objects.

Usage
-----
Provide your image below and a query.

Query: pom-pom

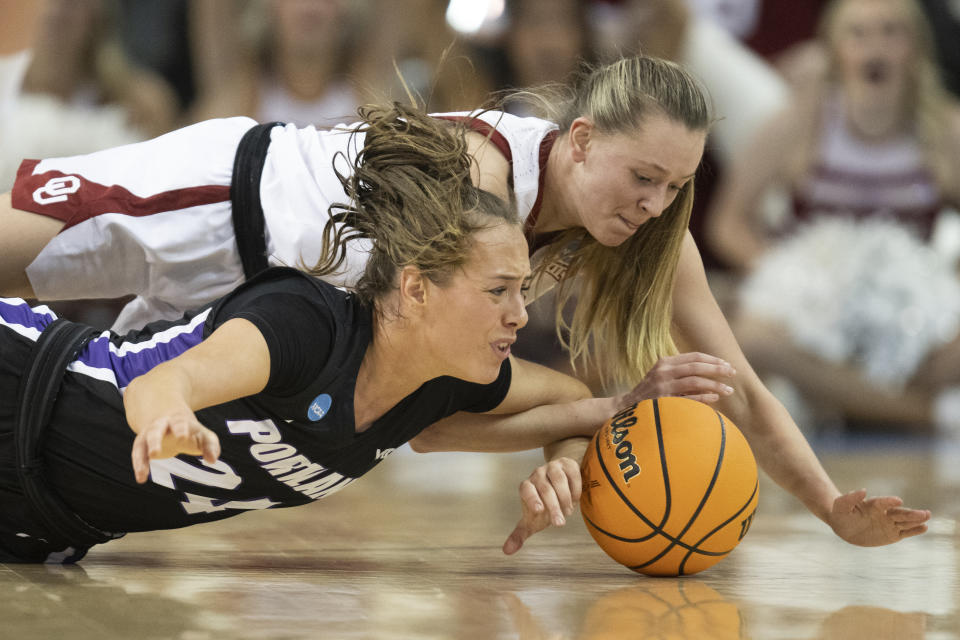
[740,217,960,388]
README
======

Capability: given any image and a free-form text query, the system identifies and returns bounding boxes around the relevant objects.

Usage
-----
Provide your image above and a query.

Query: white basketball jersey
[17,111,564,330]
[260,121,372,289]
[431,111,567,301]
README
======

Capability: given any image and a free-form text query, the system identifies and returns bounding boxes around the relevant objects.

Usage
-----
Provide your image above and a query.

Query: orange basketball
[580,397,758,576]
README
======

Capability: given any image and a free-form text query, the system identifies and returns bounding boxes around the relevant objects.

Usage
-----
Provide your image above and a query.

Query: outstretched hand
[131,411,221,484]
[503,457,581,555]
[828,489,931,546]
[615,352,737,409]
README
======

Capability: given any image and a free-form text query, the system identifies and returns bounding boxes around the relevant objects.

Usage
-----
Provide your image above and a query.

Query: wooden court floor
[3,436,959,640]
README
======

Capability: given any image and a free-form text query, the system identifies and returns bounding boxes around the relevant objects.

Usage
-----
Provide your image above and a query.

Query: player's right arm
[464,130,512,201]
[124,318,271,483]
[703,105,801,272]
[410,352,737,453]
[0,0,44,55]
[409,351,737,554]
[0,192,64,299]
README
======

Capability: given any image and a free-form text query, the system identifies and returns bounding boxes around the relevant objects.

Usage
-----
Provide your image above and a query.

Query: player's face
[832,0,915,95]
[570,114,705,247]
[424,223,531,384]
[507,0,585,86]
[271,0,347,53]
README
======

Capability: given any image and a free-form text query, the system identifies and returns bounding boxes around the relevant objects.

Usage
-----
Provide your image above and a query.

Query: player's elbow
[555,376,593,404]
[407,432,438,454]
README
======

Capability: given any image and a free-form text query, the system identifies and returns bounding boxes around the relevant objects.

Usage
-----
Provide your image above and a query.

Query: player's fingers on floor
[891,507,932,523]
[202,430,221,462]
[870,496,905,510]
[145,424,168,456]
[563,462,582,502]
[518,479,544,514]
[899,524,929,539]
[538,483,565,527]
[171,417,193,440]
[682,393,721,404]
[545,463,573,515]
[131,437,150,482]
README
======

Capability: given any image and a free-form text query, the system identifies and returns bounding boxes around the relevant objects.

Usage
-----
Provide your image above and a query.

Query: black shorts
[0,318,89,563]
[0,493,89,563]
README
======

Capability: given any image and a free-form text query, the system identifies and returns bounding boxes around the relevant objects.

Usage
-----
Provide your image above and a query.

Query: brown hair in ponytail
[308,102,518,305]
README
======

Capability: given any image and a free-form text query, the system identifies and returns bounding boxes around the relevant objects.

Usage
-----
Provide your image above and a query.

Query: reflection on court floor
[3,439,958,639]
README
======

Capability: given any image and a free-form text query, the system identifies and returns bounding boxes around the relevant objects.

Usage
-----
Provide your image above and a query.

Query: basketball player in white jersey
[0,55,931,551]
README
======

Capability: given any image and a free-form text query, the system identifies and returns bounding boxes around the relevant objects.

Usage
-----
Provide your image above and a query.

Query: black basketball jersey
[35,268,511,534]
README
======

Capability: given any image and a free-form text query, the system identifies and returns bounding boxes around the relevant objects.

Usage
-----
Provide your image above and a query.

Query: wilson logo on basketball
[609,404,641,483]
[33,175,81,205]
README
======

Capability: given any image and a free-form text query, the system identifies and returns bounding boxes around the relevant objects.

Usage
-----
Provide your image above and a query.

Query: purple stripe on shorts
[0,298,56,334]
[78,321,206,388]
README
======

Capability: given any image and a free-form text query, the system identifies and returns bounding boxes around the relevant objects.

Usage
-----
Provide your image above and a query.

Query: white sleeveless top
[18,111,564,331]
[429,111,567,301]
[791,91,942,239]
[430,110,559,224]
[262,110,563,296]
[257,75,361,129]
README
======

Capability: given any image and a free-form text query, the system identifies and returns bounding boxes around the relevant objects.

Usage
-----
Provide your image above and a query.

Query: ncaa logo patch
[307,394,332,421]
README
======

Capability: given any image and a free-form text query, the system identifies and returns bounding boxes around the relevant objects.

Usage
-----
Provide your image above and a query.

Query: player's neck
[353,322,439,432]
[843,84,909,141]
[536,135,580,233]
[275,47,338,100]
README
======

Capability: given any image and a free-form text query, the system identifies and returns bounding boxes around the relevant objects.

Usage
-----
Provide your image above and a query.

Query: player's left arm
[124,318,271,483]
[409,357,608,453]
[411,344,740,453]
[0,0,43,55]
[942,108,960,209]
[671,230,930,546]
[411,347,744,553]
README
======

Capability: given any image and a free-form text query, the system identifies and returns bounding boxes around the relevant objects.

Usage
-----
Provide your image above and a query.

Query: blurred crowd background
[2,0,960,437]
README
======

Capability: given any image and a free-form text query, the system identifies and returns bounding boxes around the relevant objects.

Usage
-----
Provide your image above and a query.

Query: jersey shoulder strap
[231,121,285,279]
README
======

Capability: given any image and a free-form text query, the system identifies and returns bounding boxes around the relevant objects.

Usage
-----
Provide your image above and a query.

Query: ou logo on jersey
[33,175,81,205]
